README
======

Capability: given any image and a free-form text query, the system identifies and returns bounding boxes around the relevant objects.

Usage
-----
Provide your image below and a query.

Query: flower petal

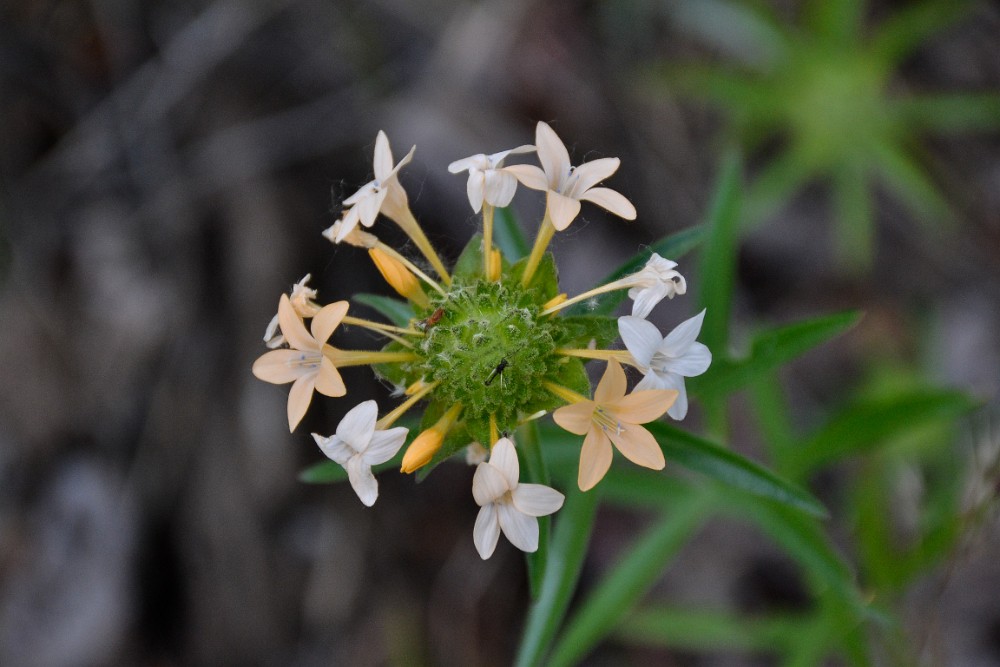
[505,164,548,191]
[667,378,690,420]
[287,374,316,431]
[618,316,662,368]
[594,358,627,404]
[661,309,707,355]
[314,356,346,397]
[607,423,665,470]
[547,191,582,231]
[491,144,536,162]
[346,455,379,506]
[569,158,620,196]
[578,187,636,220]
[552,401,595,436]
[278,293,316,351]
[312,433,353,465]
[447,154,482,174]
[535,121,571,190]
[661,341,712,377]
[629,283,668,319]
[373,130,393,180]
[498,502,539,552]
[363,426,409,465]
[335,400,377,450]
[578,428,613,491]
[466,171,485,213]
[473,461,509,506]
[252,349,311,384]
[489,437,520,490]
[335,208,361,242]
[512,484,564,517]
[357,189,384,227]
[608,388,677,425]
[473,503,501,559]
[311,301,349,345]
[484,169,518,208]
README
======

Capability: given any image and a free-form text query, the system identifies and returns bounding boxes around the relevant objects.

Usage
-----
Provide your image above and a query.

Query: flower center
[593,406,624,436]
[290,350,323,370]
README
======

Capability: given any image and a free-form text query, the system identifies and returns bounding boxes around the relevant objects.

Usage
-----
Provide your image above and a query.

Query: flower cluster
[252,122,711,558]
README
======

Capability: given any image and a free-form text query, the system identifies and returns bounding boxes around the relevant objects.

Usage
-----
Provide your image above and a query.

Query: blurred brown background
[1,0,999,665]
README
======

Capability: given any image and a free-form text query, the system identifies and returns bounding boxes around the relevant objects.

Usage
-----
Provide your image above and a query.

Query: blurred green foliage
[660,0,1000,268]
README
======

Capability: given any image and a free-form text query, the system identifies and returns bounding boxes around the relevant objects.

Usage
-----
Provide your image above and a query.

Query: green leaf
[451,233,484,282]
[509,252,559,301]
[832,162,874,271]
[572,225,705,316]
[352,293,416,327]
[619,605,807,654]
[518,420,551,599]
[515,485,601,667]
[649,422,828,518]
[546,491,714,667]
[894,94,1000,133]
[697,149,742,356]
[494,205,530,261]
[871,0,973,66]
[553,315,620,350]
[785,389,978,477]
[689,311,861,399]
[870,140,952,222]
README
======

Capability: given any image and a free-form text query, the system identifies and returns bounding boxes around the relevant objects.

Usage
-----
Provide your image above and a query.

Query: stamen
[593,406,624,436]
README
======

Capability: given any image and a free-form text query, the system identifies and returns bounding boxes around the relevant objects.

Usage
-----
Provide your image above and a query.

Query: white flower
[335,131,416,242]
[627,254,687,319]
[311,400,409,507]
[618,310,712,420]
[448,145,535,213]
[472,438,564,559]
[506,121,636,231]
[322,219,378,248]
[263,275,322,348]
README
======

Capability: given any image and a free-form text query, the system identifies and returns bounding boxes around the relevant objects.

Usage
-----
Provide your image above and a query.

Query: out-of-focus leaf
[784,389,978,477]
[494,205,529,261]
[352,293,416,327]
[697,149,742,354]
[546,491,714,667]
[871,1,974,65]
[832,162,873,269]
[518,421,551,599]
[509,252,559,300]
[571,225,705,316]
[895,94,1000,133]
[515,486,600,667]
[666,0,790,66]
[650,422,827,518]
[871,140,951,222]
[804,0,865,45]
[689,311,861,399]
[618,605,807,654]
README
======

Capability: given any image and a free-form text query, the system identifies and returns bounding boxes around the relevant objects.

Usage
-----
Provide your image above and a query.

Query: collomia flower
[619,310,712,420]
[253,127,709,539]
[472,438,564,559]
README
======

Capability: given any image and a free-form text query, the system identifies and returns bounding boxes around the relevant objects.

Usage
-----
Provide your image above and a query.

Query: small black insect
[484,358,509,386]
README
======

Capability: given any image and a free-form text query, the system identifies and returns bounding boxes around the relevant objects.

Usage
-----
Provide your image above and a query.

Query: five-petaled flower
[252,294,348,431]
[472,438,564,559]
[263,274,322,348]
[507,121,636,231]
[552,359,677,491]
[335,131,416,242]
[312,400,408,507]
[627,254,687,319]
[619,310,712,421]
[448,145,536,213]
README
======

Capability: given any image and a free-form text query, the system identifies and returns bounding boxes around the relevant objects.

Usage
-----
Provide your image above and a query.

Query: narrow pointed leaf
[352,293,416,327]
[689,311,861,399]
[648,422,827,518]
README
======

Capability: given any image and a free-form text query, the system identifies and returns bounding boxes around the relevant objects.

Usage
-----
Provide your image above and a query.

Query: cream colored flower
[472,438,564,559]
[619,310,712,420]
[252,294,348,431]
[448,145,535,213]
[263,274,322,348]
[311,400,408,507]
[335,131,416,242]
[627,254,687,319]
[552,359,677,491]
[322,219,378,248]
[506,121,636,231]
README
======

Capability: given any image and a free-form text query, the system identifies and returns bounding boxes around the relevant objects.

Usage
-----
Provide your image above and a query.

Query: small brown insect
[420,307,445,330]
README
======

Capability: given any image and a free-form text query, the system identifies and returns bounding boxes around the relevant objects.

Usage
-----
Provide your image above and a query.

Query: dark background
[1,1,999,665]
